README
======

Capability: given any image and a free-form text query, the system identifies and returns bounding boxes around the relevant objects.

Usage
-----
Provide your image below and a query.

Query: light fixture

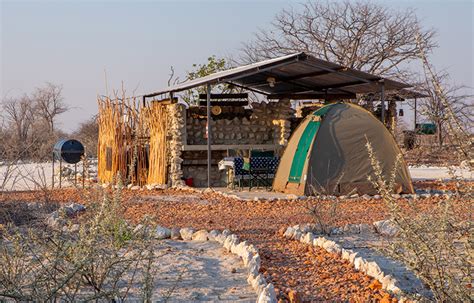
[266,76,276,88]
[211,106,222,115]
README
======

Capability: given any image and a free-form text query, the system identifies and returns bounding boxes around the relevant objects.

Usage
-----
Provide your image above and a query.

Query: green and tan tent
[273,103,414,196]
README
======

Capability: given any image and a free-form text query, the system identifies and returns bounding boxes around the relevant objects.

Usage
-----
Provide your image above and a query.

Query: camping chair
[248,156,280,191]
[232,157,250,189]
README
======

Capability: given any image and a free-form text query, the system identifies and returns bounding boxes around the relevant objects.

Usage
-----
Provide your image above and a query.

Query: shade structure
[273,103,414,195]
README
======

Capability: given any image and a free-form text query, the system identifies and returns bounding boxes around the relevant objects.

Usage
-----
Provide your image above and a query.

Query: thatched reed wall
[97,95,169,186]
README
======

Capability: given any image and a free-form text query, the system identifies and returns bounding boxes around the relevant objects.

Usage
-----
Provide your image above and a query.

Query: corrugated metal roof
[144,52,410,98]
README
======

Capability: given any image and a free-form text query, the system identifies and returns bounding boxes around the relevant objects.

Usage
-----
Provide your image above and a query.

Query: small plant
[366,140,472,302]
[306,172,355,236]
[0,183,158,301]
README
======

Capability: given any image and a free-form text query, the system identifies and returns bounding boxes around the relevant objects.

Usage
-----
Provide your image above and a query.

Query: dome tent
[273,103,414,196]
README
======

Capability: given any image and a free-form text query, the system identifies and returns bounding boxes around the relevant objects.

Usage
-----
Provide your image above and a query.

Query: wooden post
[206,84,212,188]
[380,81,385,125]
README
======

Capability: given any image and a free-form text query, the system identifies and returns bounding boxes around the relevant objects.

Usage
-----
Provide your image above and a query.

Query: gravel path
[3,186,470,302]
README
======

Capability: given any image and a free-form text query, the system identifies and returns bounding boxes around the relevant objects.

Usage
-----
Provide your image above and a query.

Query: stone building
[168,99,294,187]
[141,52,413,189]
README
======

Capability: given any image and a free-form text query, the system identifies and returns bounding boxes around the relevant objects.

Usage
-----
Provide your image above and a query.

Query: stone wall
[185,99,293,146]
[170,99,294,188]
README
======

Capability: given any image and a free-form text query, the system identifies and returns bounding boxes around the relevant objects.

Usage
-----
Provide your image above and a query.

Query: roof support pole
[414,97,417,131]
[380,81,385,125]
[206,84,212,188]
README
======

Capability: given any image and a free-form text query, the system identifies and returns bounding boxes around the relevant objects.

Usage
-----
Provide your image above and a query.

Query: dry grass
[367,141,472,302]
[0,184,157,301]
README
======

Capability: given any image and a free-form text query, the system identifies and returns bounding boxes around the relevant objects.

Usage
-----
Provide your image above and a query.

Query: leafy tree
[182,56,237,105]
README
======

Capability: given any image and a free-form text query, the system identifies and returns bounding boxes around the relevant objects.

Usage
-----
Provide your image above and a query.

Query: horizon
[1,0,473,132]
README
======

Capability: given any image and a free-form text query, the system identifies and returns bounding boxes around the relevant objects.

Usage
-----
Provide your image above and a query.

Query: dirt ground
[0,180,471,302]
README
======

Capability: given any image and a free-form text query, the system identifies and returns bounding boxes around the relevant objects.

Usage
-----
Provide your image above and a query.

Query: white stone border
[283,225,410,301]
[153,226,277,303]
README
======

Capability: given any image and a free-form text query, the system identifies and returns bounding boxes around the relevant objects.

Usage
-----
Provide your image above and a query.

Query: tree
[73,116,98,157]
[181,56,233,105]
[415,71,473,147]
[241,1,436,78]
[2,95,35,147]
[33,82,68,132]
[415,33,473,158]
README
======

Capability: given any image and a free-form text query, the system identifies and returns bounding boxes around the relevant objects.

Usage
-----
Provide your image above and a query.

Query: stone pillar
[387,100,397,132]
[271,98,294,147]
[168,103,185,186]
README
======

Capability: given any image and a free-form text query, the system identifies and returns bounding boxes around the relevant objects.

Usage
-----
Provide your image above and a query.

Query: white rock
[373,219,399,237]
[130,185,140,191]
[301,232,314,244]
[293,231,302,241]
[359,223,374,234]
[234,241,248,257]
[241,251,253,267]
[348,252,358,264]
[180,227,195,240]
[322,239,336,250]
[366,261,383,280]
[247,244,258,255]
[64,203,86,214]
[208,230,219,241]
[341,249,353,261]
[251,274,266,293]
[343,224,360,234]
[191,229,208,241]
[322,240,341,254]
[214,234,226,244]
[170,227,181,240]
[251,253,261,269]
[283,227,295,238]
[381,274,397,290]
[155,226,171,239]
[223,235,239,251]
[133,224,144,233]
[313,237,325,247]
[329,243,342,255]
[46,211,62,228]
[247,273,257,287]
[299,223,316,233]
[330,227,343,235]
[354,257,365,271]
[257,283,277,303]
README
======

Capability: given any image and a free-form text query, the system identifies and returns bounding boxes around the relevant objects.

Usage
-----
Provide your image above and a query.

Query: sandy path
[148,240,255,302]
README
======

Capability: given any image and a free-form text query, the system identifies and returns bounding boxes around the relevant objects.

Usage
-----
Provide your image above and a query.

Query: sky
[1,0,473,132]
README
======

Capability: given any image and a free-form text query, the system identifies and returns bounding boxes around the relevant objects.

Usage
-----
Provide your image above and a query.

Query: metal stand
[59,158,62,188]
[51,153,63,189]
[74,163,77,186]
[52,152,55,189]
[82,160,85,188]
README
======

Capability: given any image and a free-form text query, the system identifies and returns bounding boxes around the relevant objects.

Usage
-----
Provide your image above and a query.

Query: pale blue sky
[1,0,473,131]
